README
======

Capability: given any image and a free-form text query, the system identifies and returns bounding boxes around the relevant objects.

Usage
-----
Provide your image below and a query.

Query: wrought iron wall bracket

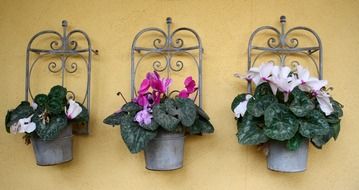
[247,15,323,92]
[25,20,98,135]
[130,17,204,107]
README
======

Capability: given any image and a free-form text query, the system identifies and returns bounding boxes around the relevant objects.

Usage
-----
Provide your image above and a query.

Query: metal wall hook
[25,20,98,134]
[130,17,204,107]
[247,16,323,93]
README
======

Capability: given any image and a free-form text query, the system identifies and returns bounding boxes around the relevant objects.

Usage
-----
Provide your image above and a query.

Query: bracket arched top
[131,17,203,53]
[248,15,323,80]
[248,16,322,54]
[27,20,98,55]
[130,17,204,107]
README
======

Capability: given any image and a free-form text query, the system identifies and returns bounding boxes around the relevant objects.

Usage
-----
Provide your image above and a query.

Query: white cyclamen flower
[234,62,274,86]
[294,65,333,115]
[66,99,83,119]
[271,65,300,102]
[10,115,36,134]
[295,65,328,92]
[234,94,252,118]
[315,90,334,116]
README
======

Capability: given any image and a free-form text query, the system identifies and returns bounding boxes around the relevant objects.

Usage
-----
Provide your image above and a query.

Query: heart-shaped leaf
[175,98,197,127]
[119,114,157,153]
[5,101,34,132]
[35,115,68,141]
[299,110,330,138]
[247,95,277,117]
[264,103,299,141]
[237,114,268,145]
[153,104,180,131]
[289,87,315,117]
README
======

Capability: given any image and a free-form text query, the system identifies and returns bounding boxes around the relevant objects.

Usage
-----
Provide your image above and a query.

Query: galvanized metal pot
[31,125,73,166]
[144,130,185,171]
[267,140,308,173]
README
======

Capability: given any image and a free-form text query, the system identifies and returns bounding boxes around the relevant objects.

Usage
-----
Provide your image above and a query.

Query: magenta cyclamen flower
[138,79,150,95]
[179,76,197,98]
[136,71,172,106]
[151,77,172,94]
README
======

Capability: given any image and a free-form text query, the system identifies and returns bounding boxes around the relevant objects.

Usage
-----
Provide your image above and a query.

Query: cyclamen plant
[5,85,89,143]
[104,71,214,153]
[232,62,343,150]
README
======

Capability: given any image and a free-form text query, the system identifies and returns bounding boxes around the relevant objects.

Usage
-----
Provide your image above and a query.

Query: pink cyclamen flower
[138,79,150,95]
[151,78,172,93]
[135,108,153,126]
[179,76,197,98]
[136,94,149,107]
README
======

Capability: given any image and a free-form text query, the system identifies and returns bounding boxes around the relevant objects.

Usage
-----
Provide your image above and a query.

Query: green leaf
[175,98,197,127]
[298,110,330,138]
[289,87,315,117]
[253,83,273,98]
[141,120,159,131]
[46,97,64,115]
[5,101,34,132]
[121,102,142,113]
[326,99,344,123]
[34,94,48,108]
[153,103,180,131]
[48,85,67,100]
[195,104,210,120]
[237,114,268,145]
[231,94,248,112]
[187,116,214,134]
[247,95,277,117]
[331,99,343,117]
[119,114,157,153]
[311,133,332,149]
[103,111,128,126]
[5,111,11,133]
[286,133,305,151]
[264,103,299,141]
[35,115,68,141]
[331,121,341,140]
[164,98,179,116]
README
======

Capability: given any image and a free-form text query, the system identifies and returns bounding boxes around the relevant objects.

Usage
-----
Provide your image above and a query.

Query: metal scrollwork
[50,40,62,50]
[152,60,167,72]
[247,15,323,92]
[48,61,62,73]
[25,20,98,134]
[267,37,280,48]
[169,60,184,72]
[131,17,204,107]
[65,62,78,73]
[66,90,76,100]
[153,38,165,49]
[69,40,78,50]
[171,38,184,48]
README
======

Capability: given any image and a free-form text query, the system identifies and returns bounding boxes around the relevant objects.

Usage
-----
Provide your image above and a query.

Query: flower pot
[144,130,185,171]
[267,140,308,172]
[31,125,73,166]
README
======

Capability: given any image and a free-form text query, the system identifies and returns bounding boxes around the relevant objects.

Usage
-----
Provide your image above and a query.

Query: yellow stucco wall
[1,0,359,189]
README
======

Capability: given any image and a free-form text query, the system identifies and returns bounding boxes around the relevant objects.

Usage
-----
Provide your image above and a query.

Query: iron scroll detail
[25,20,98,134]
[247,16,323,93]
[131,17,204,107]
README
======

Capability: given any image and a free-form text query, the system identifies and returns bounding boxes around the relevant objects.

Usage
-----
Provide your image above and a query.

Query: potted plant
[5,85,89,166]
[231,62,343,172]
[104,71,214,170]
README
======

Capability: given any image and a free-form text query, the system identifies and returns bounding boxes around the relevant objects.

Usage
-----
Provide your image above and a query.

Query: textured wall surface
[0,0,358,189]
